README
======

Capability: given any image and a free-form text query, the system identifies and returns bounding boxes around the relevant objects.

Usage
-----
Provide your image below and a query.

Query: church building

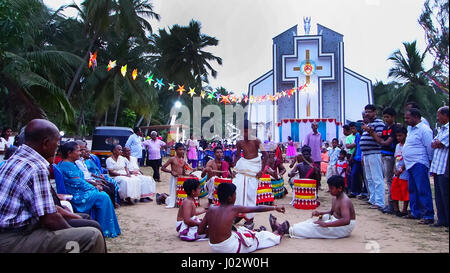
[248,19,373,143]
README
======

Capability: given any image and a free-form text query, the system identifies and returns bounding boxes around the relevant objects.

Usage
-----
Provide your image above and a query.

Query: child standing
[320,147,329,177]
[161,143,190,208]
[335,150,348,192]
[176,179,207,241]
[326,138,341,180]
[392,127,409,217]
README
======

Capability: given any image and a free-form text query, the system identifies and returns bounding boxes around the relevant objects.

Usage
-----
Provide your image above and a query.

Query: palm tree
[386,40,447,127]
[65,0,160,98]
[0,0,82,128]
[151,20,223,123]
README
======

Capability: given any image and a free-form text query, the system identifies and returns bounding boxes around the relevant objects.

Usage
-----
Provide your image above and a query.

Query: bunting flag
[88,51,97,70]
[101,57,309,105]
[188,87,196,97]
[120,65,127,77]
[145,74,154,85]
[107,60,116,71]
[155,78,165,90]
[177,85,186,95]
[168,82,176,91]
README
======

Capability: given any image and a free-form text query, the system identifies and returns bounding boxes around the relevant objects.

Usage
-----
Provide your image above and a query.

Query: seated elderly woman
[73,140,120,207]
[122,146,156,201]
[57,141,121,238]
[106,145,152,204]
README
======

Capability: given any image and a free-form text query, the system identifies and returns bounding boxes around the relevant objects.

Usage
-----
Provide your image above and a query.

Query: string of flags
[89,52,309,104]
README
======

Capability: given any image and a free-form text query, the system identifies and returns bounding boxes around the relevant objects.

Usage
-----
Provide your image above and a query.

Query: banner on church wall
[277,118,342,144]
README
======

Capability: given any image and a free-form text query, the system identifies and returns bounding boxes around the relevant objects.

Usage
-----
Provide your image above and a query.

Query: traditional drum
[292,178,318,209]
[213,177,233,205]
[190,171,209,199]
[176,176,200,207]
[271,178,286,199]
[256,174,275,205]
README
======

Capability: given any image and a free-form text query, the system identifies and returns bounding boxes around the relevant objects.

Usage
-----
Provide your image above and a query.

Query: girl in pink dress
[286,136,296,159]
[186,135,199,168]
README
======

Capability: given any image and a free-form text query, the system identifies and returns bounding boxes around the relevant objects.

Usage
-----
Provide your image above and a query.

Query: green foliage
[418,0,449,90]
[119,108,137,128]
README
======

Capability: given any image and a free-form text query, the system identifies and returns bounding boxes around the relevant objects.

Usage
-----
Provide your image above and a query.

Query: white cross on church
[282,37,334,118]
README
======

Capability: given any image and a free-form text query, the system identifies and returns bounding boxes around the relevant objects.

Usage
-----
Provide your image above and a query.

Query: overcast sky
[44,0,431,95]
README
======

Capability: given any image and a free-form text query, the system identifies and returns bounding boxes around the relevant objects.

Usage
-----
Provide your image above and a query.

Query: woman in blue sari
[81,150,121,205]
[58,141,121,238]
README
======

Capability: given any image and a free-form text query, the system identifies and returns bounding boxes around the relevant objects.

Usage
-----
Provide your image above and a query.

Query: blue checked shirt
[430,123,449,175]
[0,144,56,229]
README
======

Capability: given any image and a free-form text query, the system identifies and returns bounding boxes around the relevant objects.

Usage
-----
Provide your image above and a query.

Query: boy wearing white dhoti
[161,143,190,208]
[232,120,268,230]
[287,175,356,239]
[201,146,231,205]
[198,183,290,253]
[176,179,207,241]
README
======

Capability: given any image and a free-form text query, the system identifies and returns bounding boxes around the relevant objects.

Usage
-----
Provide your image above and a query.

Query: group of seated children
[176,175,356,253]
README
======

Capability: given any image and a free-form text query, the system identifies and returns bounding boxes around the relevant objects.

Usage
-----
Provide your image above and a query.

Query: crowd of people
[0,101,447,253]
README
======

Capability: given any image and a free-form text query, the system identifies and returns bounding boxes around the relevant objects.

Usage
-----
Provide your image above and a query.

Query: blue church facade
[248,22,373,142]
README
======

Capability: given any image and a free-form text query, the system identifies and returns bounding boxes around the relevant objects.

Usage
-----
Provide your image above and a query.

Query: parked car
[91,126,133,167]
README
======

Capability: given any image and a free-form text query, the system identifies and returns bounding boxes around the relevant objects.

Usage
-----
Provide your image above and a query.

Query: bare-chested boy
[201,146,232,205]
[278,175,356,239]
[198,183,289,253]
[232,120,268,229]
[161,143,190,208]
[176,179,207,241]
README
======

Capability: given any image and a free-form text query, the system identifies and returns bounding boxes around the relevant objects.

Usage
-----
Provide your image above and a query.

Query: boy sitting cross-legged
[198,183,289,253]
[175,179,207,241]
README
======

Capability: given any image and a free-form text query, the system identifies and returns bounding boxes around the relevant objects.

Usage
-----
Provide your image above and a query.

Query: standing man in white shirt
[403,108,435,225]
[125,127,143,168]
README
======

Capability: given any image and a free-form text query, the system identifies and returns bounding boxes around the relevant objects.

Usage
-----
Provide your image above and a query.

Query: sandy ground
[105,161,449,253]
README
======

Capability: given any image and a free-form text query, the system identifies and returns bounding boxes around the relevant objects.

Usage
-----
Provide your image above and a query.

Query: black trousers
[148,159,162,181]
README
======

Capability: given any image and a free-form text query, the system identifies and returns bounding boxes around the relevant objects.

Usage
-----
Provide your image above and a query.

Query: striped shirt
[430,122,449,175]
[0,144,56,229]
[360,118,385,155]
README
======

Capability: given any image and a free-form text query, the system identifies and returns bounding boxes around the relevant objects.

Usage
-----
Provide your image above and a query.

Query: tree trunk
[76,106,85,136]
[136,114,145,127]
[66,32,99,98]
[104,109,108,126]
[113,96,121,126]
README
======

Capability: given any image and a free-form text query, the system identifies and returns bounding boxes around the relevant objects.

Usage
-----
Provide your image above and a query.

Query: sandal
[269,214,278,232]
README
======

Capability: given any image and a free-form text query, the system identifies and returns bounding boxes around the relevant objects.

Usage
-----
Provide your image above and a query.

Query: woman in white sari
[106,145,143,205]
[123,147,156,201]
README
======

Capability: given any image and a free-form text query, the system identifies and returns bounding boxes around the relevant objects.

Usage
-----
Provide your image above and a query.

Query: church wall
[317,24,343,121]
[273,25,297,121]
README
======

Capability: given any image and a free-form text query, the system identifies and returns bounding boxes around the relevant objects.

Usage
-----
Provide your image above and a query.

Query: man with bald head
[0,119,105,253]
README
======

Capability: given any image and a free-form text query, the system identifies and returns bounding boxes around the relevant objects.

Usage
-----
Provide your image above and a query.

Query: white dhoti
[289,214,356,239]
[115,175,142,200]
[175,216,207,241]
[326,164,337,180]
[134,174,156,198]
[165,175,177,208]
[232,156,261,220]
[209,226,281,253]
[206,176,216,200]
